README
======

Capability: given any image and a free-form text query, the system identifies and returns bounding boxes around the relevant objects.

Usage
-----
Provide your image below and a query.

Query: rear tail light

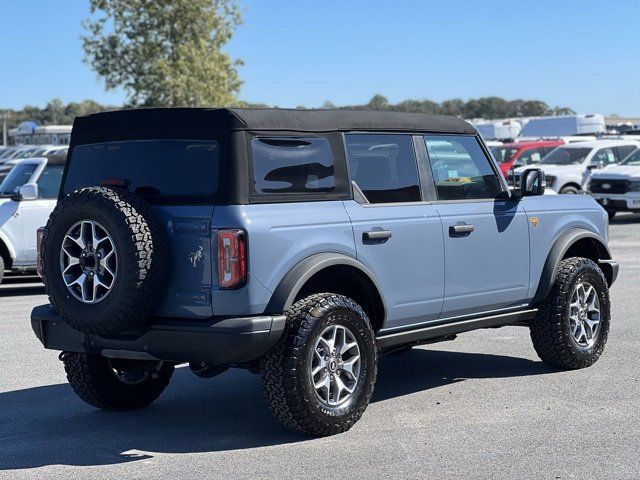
[217,229,246,289]
[36,227,45,277]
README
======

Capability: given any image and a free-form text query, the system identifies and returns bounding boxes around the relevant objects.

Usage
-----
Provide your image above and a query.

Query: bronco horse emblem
[188,246,204,268]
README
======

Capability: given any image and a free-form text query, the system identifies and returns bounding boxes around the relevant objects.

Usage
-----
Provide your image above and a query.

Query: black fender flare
[533,228,614,303]
[264,252,386,317]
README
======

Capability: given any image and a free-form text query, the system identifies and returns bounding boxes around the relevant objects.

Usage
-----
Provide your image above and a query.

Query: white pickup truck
[0,157,64,283]
[588,148,640,219]
[514,140,639,194]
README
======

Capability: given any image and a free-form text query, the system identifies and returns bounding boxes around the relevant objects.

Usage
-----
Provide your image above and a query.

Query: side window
[519,148,543,165]
[36,164,65,199]
[252,137,335,195]
[345,134,420,204]
[425,135,503,201]
[592,148,616,166]
[615,145,636,161]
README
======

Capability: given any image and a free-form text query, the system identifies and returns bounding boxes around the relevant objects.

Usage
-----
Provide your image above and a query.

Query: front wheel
[560,185,580,194]
[62,352,174,410]
[261,293,377,436]
[530,257,610,369]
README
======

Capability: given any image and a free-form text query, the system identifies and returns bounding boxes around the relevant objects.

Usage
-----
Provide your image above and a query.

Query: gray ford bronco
[32,108,618,436]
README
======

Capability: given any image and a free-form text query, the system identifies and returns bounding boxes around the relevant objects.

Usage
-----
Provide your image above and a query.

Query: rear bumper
[30,304,286,366]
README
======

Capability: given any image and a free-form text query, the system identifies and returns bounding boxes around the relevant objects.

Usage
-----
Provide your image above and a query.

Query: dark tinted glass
[616,145,637,160]
[425,135,502,200]
[345,134,420,204]
[252,137,335,195]
[37,164,64,199]
[64,140,219,203]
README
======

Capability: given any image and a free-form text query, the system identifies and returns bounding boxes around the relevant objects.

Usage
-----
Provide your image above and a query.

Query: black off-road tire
[261,293,377,436]
[41,187,168,335]
[62,352,174,410]
[530,257,610,369]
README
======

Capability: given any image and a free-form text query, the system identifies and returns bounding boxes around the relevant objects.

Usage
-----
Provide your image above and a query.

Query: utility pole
[1,111,8,146]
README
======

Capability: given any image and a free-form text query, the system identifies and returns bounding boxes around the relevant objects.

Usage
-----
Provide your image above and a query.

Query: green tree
[82,0,243,107]
[367,94,389,110]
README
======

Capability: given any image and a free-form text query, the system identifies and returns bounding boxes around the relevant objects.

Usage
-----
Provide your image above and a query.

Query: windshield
[0,163,38,196]
[490,146,519,164]
[621,149,640,166]
[540,147,591,165]
[64,139,220,204]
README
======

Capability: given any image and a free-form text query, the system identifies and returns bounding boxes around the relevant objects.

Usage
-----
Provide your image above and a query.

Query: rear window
[252,137,336,195]
[64,140,219,203]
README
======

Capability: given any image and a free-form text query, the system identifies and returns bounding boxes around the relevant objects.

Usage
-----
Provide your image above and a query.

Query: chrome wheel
[311,325,361,407]
[569,281,601,348]
[60,220,117,304]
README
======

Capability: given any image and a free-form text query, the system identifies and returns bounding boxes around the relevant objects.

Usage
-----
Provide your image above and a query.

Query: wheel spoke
[341,355,360,380]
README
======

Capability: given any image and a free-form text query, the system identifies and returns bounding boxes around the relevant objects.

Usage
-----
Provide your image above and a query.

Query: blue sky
[1,0,638,115]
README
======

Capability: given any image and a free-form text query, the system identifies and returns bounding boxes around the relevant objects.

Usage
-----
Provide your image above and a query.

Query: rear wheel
[261,293,377,436]
[530,257,610,369]
[62,352,174,410]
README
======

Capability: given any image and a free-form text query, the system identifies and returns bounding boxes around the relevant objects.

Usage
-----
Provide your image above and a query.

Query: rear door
[423,134,530,318]
[343,134,444,331]
[64,139,220,318]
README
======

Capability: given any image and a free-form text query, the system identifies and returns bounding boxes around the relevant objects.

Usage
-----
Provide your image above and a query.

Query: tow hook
[58,351,70,362]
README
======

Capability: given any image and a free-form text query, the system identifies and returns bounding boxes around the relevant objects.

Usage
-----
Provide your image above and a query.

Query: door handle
[363,230,392,241]
[449,224,475,235]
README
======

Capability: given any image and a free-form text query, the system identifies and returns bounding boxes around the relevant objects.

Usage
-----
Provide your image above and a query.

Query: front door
[344,134,444,331]
[423,134,530,318]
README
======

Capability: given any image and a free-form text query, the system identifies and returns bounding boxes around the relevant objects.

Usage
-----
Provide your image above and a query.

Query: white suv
[514,140,639,194]
[0,157,64,283]
[588,148,640,219]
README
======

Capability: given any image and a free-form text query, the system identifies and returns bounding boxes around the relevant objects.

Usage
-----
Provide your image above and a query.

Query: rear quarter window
[252,137,336,195]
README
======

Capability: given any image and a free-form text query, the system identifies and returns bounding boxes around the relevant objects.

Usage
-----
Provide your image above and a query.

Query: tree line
[2,94,575,131]
[323,94,575,119]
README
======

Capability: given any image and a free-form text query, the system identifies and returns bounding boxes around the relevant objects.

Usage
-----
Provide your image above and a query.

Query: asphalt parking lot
[1,215,639,480]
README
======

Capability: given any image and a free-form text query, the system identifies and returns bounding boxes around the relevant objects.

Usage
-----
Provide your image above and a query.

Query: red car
[491,140,564,177]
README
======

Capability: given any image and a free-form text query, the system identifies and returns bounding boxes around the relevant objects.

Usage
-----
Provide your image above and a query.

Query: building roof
[72,107,475,136]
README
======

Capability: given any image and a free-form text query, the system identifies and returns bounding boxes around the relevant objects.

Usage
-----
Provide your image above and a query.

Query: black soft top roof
[72,107,476,136]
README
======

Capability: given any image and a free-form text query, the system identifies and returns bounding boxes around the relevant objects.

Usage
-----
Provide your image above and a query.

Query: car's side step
[376,309,538,349]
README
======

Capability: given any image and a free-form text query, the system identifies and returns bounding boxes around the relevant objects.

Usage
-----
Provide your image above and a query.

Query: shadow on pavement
[0,348,553,471]
[0,274,44,297]
[610,212,640,224]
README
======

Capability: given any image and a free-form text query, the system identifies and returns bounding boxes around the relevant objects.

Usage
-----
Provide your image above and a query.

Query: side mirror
[19,183,39,201]
[520,168,545,197]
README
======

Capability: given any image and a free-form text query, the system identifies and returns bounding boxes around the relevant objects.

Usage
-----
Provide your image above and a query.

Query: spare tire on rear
[41,186,168,335]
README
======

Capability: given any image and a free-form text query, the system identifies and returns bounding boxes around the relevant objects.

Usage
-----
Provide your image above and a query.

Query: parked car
[588,148,640,219]
[31,108,617,436]
[513,140,639,194]
[491,140,564,177]
[0,146,19,159]
[0,157,65,282]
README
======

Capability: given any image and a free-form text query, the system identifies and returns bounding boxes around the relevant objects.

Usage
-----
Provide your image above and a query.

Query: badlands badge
[529,217,539,228]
